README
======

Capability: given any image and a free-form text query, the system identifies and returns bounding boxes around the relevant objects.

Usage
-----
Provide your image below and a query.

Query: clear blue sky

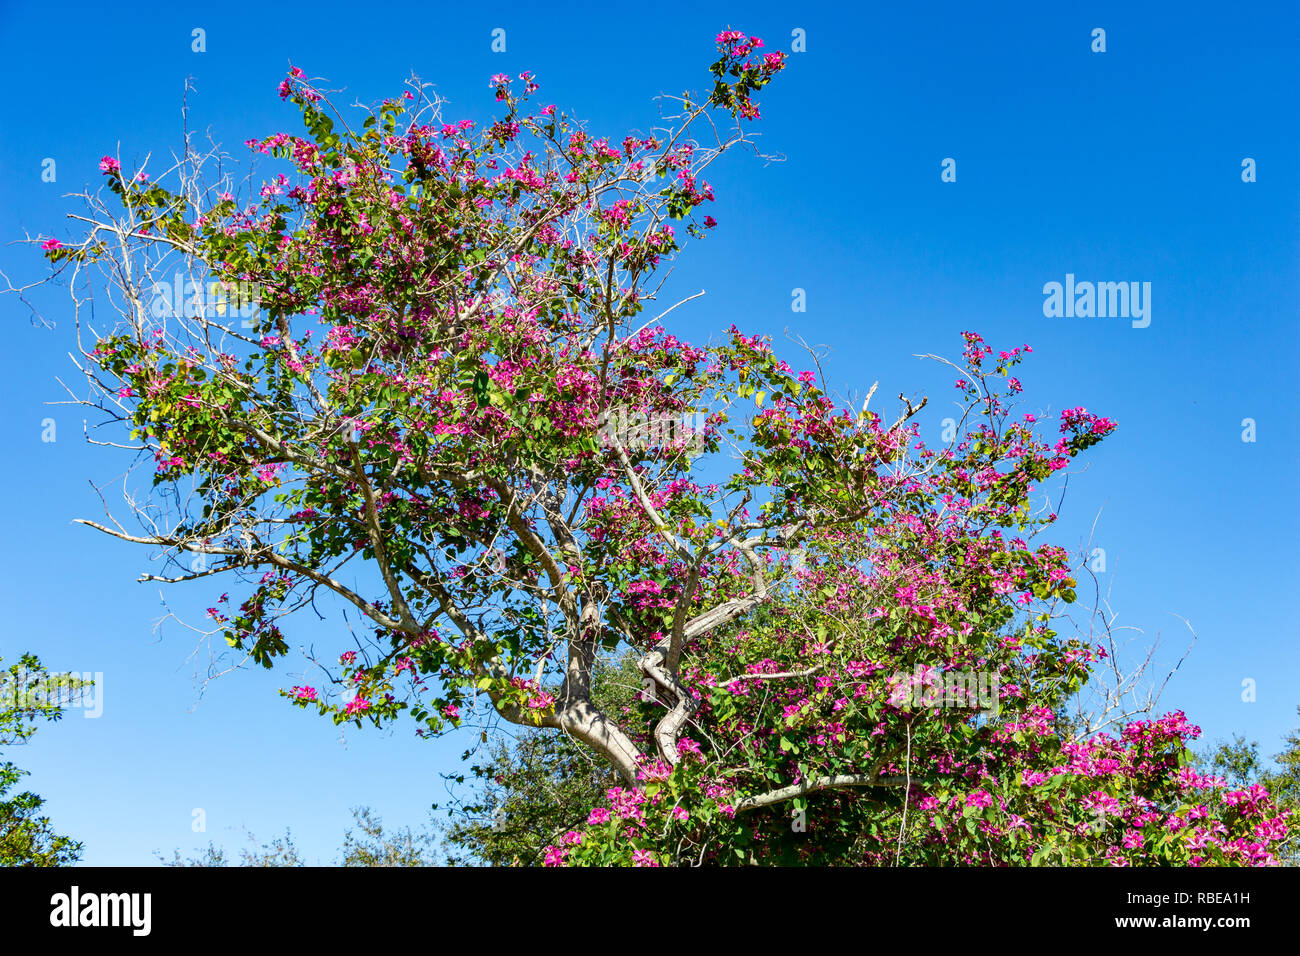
[1,0,1296,865]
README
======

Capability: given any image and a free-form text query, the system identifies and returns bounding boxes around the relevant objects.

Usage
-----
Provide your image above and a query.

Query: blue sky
[1,0,1296,865]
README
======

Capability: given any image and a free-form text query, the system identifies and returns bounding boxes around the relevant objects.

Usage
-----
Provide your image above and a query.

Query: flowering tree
[29,30,1288,866]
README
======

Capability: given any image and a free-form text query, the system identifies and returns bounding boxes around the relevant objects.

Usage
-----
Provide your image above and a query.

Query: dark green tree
[339,807,438,866]
[160,806,437,866]
[1203,735,1262,788]
[1261,710,1300,798]
[0,654,89,866]
[1260,710,1300,864]
[440,654,640,866]
[1200,711,1300,865]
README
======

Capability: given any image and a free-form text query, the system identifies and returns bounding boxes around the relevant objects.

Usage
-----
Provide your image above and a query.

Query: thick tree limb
[734,773,912,812]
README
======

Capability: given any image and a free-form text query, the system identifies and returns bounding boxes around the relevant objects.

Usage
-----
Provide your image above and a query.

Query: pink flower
[343,696,371,715]
[676,737,703,759]
[587,808,611,825]
[98,156,120,173]
[542,846,567,866]
[631,849,659,867]
[40,238,61,251]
